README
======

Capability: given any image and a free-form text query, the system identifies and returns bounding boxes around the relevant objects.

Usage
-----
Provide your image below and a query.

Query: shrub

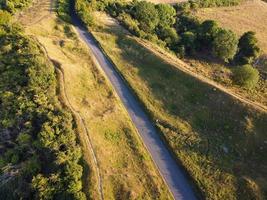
[0,10,11,25]
[233,65,259,89]
[157,26,179,48]
[75,0,94,26]
[198,20,219,49]
[133,1,159,33]
[155,3,176,28]
[212,28,238,62]
[234,31,260,65]
[0,0,32,13]
[175,14,200,33]
[180,31,197,55]
[118,12,141,36]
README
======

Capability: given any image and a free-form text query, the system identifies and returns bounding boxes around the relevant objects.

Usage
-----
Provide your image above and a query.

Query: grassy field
[194,0,267,54]
[22,11,172,199]
[91,12,267,200]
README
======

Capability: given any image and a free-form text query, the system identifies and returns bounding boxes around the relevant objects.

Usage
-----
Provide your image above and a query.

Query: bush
[198,20,219,49]
[155,3,176,28]
[180,31,197,55]
[75,0,94,26]
[133,1,159,33]
[0,0,32,13]
[118,12,141,36]
[57,0,71,22]
[0,10,11,25]
[157,26,179,48]
[234,31,260,65]
[175,14,200,33]
[212,28,238,62]
[233,65,259,89]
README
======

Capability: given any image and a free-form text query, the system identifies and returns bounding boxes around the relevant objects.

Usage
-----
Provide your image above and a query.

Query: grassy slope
[23,11,172,199]
[91,12,267,200]
[194,0,267,54]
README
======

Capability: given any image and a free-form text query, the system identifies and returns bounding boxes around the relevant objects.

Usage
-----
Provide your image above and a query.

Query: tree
[233,64,259,89]
[234,31,260,65]
[133,1,159,33]
[198,20,219,49]
[180,31,197,55]
[155,3,176,28]
[175,14,200,33]
[157,26,179,48]
[212,28,238,62]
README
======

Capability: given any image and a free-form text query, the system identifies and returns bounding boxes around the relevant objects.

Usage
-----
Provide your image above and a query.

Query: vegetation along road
[69,3,197,200]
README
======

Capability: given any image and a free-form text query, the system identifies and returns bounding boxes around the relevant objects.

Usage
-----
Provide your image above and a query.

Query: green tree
[180,31,197,55]
[134,1,159,33]
[234,31,260,65]
[212,28,238,62]
[198,20,219,49]
[155,3,176,28]
[233,64,259,89]
[175,14,200,33]
[157,26,179,48]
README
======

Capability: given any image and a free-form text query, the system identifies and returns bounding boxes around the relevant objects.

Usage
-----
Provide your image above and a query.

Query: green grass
[91,13,267,200]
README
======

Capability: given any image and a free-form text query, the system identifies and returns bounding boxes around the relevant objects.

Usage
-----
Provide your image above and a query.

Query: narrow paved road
[70,5,197,200]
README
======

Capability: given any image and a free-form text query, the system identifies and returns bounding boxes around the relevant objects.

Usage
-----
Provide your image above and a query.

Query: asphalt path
[70,4,197,200]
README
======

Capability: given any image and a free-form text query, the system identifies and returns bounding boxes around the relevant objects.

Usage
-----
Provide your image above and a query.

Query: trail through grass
[22,9,172,199]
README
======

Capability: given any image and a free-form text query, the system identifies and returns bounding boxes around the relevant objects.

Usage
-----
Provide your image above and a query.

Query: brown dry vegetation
[194,0,267,54]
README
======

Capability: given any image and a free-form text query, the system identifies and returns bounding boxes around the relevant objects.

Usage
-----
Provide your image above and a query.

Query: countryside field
[194,0,267,54]
[91,12,267,200]
[21,10,172,199]
[1,0,267,198]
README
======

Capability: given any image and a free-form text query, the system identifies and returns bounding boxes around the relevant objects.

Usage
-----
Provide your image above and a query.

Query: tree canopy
[212,28,238,62]
[133,1,159,33]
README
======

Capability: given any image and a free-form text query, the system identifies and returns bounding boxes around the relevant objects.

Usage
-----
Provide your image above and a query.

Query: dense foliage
[175,0,242,11]
[211,28,238,62]
[133,1,159,33]
[234,31,260,65]
[0,20,85,199]
[75,0,95,26]
[0,0,32,13]
[233,64,260,89]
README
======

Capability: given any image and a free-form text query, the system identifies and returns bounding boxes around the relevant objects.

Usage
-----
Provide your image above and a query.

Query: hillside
[89,11,267,199]
[14,0,172,199]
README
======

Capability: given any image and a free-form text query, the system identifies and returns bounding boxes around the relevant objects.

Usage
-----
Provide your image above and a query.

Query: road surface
[69,4,197,200]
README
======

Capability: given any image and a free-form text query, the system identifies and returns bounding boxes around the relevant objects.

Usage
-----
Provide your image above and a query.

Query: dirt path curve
[16,0,104,198]
[55,65,104,200]
[137,39,267,113]
[36,39,104,200]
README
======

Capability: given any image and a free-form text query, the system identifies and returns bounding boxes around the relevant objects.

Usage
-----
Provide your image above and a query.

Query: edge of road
[88,28,203,200]
[68,2,202,199]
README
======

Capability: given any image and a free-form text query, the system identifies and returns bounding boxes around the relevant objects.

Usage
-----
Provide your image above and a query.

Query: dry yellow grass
[18,3,172,199]
[194,0,267,53]
[91,11,267,199]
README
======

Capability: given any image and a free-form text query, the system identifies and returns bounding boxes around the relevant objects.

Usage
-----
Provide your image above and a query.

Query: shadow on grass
[98,23,267,199]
